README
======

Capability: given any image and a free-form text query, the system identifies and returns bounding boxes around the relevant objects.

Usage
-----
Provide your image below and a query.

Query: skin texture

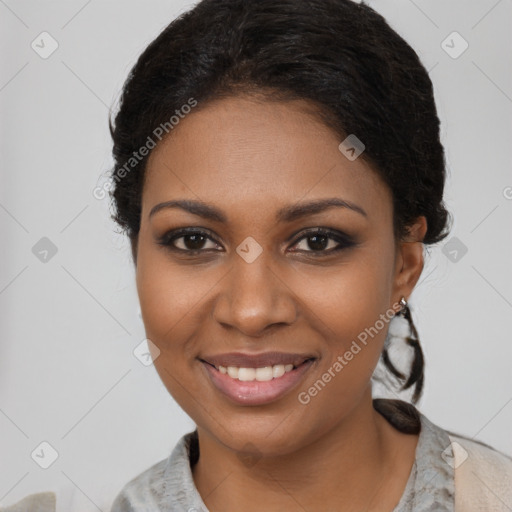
[134,95,428,511]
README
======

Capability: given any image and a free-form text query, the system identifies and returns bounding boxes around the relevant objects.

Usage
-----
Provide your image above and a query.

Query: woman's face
[135,95,425,456]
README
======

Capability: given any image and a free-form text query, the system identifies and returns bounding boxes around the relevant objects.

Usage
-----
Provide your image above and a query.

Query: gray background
[1,0,511,510]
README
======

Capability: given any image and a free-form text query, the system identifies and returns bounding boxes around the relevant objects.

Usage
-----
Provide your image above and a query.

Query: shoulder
[446,431,512,511]
[394,402,512,512]
[0,492,56,512]
[110,457,169,512]
[448,431,512,470]
[110,431,199,512]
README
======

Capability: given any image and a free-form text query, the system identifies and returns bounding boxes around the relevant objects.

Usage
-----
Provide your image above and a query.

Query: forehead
[143,96,391,222]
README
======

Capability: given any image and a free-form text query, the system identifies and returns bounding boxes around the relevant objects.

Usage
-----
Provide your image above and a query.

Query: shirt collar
[161,401,455,512]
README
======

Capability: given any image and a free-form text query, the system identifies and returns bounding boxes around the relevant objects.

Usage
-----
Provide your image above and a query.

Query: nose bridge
[213,245,297,335]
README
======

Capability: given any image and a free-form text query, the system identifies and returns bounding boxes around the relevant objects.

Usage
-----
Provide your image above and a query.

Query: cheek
[296,249,395,402]
[135,238,203,344]
[307,250,394,342]
[135,241,208,410]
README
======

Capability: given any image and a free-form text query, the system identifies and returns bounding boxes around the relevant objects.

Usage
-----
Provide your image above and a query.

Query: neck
[192,390,409,512]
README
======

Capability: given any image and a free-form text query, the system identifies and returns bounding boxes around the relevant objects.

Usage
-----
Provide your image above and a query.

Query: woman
[106,0,512,511]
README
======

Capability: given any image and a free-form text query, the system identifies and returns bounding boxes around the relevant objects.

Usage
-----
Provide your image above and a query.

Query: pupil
[185,234,205,250]
[182,234,330,251]
[308,235,328,251]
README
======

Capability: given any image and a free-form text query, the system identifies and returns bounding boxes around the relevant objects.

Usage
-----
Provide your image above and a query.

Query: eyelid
[288,227,356,253]
[157,226,356,255]
[157,227,223,251]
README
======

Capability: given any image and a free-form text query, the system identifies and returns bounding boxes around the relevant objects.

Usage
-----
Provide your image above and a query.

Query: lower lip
[201,359,316,406]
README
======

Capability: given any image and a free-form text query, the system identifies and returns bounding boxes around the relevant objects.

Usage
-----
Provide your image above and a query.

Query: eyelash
[157,227,356,257]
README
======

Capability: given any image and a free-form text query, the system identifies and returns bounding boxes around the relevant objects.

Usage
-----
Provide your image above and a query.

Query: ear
[391,216,428,313]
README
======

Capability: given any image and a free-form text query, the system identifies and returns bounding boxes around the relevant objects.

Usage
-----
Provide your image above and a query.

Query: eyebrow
[149,197,367,223]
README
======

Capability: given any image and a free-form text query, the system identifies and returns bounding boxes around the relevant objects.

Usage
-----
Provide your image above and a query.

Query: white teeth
[273,364,285,378]
[217,363,297,382]
[227,366,238,379]
[255,366,274,381]
[238,368,256,381]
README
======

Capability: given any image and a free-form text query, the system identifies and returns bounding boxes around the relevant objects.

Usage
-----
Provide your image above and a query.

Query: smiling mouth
[199,356,317,406]
[200,358,316,382]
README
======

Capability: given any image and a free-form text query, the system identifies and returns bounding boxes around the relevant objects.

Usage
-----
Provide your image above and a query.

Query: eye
[157,228,222,253]
[290,228,356,255]
[157,227,356,256]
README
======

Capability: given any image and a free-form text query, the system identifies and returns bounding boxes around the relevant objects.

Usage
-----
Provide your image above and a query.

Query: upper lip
[200,351,316,369]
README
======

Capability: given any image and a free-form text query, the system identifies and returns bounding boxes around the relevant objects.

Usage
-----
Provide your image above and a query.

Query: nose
[212,252,298,337]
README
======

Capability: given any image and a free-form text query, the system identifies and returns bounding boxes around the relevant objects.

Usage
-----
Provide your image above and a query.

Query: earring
[397,296,408,317]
